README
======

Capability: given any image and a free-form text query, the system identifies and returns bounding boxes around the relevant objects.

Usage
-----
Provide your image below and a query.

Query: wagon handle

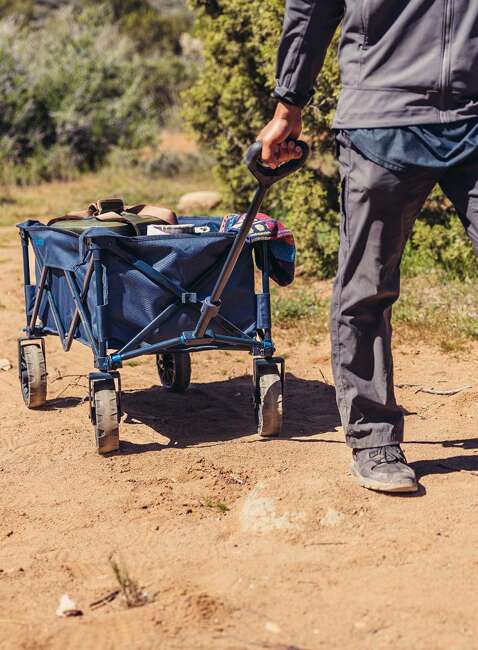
[193,138,308,339]
[245,139,309,187]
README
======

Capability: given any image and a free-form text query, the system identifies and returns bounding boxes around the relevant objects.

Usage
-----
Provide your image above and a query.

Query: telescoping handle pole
[193,139,309,338]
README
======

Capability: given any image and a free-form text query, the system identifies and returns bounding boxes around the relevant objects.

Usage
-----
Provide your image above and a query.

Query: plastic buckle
[97,198,125,214]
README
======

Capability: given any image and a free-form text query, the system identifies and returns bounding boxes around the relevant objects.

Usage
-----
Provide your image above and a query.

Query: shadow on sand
[118,372,342,453]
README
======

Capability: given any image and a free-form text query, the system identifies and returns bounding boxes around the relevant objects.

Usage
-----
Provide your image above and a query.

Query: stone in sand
[177,191,221,212]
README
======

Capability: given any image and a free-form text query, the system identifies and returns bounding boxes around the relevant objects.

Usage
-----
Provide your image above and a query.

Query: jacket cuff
[272,85,314,108]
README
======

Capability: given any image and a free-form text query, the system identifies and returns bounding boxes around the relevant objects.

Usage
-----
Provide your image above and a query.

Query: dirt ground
[1,227,478,650]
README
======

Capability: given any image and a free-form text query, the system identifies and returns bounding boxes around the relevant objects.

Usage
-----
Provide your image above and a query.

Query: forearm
[274,0,345,108]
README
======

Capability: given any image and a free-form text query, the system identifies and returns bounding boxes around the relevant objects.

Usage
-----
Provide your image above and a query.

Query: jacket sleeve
[274,0,345,107]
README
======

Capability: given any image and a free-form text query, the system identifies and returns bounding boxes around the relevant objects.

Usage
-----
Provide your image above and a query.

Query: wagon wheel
[92,378,120,455]
[254,362,283,437]
[19,341,47,408]
[156,352,191,393]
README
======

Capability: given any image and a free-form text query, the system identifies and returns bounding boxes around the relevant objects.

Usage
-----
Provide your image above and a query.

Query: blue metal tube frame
[20,230,32,324]
[111,332,255,365]
[64,270,99,357]
[64,257,95,352]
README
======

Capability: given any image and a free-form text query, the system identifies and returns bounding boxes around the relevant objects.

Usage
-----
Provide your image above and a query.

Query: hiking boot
[351,445,418,493]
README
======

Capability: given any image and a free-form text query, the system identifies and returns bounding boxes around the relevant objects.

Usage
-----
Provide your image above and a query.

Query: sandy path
[1,229,478,650]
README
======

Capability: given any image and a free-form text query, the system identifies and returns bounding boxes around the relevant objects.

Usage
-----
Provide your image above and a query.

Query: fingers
[261,138,280,168]
[258,118,292,167]
[281,140,303,161]
[261,139,302,168]
[258,118,303,168]
[287,140,303,160]
[273,140,303,165]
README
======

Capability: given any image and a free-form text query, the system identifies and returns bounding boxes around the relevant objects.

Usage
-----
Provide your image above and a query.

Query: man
[259,1,478,493]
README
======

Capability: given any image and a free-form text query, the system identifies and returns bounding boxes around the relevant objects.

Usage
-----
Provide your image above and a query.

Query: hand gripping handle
[245,139,309,187]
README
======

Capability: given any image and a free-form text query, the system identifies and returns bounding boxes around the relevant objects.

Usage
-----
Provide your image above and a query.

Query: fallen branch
[397,383,472,396]
[396,383,422,389]
[53,375,87,399]
[418,385,472,396]
[51,370,87,383]
[90,590,120,610]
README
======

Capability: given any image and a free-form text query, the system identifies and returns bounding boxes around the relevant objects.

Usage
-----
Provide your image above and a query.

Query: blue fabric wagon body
[18,217,257,351]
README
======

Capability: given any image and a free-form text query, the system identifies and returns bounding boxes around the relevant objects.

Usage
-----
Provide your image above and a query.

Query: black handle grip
[245,139,309,187]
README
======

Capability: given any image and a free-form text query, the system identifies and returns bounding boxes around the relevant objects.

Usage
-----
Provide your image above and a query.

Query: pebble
[177,191,221,212]
[56,594,83,618]
[0,358,11,371]
[265,621,281,634]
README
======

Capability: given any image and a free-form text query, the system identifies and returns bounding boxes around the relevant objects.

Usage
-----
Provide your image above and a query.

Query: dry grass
[393,274,478,352]
[109,553,148,609]
[203,497,230,514]
[0,166,221,229]
[272,274,478,354]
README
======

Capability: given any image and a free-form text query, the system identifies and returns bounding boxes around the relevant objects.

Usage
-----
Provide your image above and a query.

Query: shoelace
[369,445,406,467]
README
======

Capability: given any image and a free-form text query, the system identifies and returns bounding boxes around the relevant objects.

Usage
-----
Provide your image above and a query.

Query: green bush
[0,2,196,183]
[184,0,478,280]
[144,150,213,177]
[271,288,328,328]
[108,0,193,54]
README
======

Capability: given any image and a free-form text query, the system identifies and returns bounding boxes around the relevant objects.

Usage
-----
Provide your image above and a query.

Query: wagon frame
[17,141,308,453]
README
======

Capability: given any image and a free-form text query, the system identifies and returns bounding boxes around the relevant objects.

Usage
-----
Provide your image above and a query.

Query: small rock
[320,507,344,527]
[0,358,11,371]
[177,191,221,213]
[56,594,83,618]
[265,621,281,634]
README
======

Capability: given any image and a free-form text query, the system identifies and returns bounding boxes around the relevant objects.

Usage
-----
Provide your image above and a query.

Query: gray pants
[332,133,478,449]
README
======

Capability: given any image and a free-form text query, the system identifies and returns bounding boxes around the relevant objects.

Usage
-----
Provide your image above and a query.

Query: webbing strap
[46,197,178,234]
[47,212,144,235]
[127,204,177,224]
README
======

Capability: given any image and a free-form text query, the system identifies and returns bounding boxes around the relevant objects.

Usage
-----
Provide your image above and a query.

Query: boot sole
[351,463,418,493]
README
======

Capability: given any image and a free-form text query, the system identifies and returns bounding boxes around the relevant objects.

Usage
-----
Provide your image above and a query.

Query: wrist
[275,101,302,119]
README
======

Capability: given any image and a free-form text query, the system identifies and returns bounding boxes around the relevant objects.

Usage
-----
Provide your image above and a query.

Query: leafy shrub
[185,0,478,280]
[271,288,328,327]
[0,2,196,183]
[108,0,193,55]
[144,150,213,177]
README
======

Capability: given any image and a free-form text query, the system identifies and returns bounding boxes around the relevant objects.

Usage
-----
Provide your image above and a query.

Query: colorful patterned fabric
[221,212,295,286]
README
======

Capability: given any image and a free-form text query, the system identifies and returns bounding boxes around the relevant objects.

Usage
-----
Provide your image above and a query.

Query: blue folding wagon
[17,142,308,453]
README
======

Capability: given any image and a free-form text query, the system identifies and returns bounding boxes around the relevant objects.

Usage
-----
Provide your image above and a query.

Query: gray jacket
[274,0,478,127]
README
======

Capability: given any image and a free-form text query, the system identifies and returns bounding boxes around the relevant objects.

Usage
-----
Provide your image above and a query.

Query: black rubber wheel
[255,363,283,437]
[19,342,47,408]
[156,352,191,392]
[93,379,120,454]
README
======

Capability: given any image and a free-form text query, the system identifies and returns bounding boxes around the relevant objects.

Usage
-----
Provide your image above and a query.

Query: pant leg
[332,135,438,449]
[439,155,478,253]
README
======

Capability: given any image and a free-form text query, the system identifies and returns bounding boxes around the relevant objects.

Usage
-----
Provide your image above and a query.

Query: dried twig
[396,383,422,389]
[418,385,472,396]
[51,371,87,384]
[89,590,120,610]
[53,375,87,399]
[397,383,472,396]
